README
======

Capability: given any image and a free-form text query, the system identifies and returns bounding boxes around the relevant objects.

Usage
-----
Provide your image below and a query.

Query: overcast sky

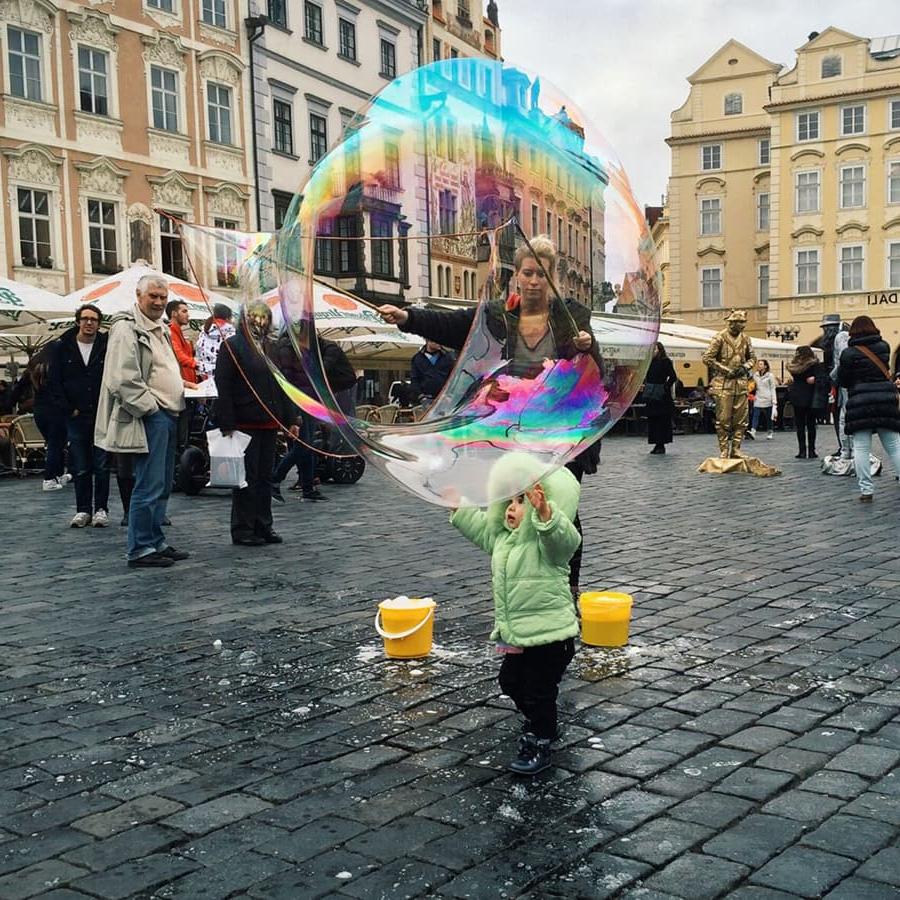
[501,0,895,209]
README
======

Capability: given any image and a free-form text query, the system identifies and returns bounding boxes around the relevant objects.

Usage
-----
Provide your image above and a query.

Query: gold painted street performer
[698,311,779,476]
[702,310,755,459]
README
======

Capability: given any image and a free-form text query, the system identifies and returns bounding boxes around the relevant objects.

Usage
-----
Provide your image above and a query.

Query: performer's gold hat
[724,309,747,323]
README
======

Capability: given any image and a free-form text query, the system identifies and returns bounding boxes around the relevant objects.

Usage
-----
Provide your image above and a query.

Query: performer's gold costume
[701,311,756,458]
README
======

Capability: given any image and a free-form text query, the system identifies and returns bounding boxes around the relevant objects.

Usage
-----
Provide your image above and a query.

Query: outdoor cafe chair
[9,413,46,475]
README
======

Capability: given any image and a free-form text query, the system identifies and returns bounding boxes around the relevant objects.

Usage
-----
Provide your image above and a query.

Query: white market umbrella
[334,331,424,358]
[260,281,394,337]
[0,276,73,331]
[63,265,236,326]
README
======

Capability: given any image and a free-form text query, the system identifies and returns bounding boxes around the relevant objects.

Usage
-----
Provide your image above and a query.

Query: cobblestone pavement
[1,433,899,900]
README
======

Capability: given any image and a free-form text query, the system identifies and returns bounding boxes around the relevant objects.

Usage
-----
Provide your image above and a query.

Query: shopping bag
[206,428,252,488]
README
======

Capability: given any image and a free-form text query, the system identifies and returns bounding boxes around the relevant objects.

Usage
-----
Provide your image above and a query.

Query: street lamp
[766,325,800,424]
[245,13,268,229]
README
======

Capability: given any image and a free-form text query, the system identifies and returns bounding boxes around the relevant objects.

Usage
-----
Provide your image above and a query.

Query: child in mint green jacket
[450,452,581,775]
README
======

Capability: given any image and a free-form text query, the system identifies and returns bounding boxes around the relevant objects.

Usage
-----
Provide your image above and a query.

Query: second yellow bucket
[579,592,634,647]
[375,596,436,659]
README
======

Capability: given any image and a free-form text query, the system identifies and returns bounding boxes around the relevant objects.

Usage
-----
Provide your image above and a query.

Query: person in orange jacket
[166,299,197,385]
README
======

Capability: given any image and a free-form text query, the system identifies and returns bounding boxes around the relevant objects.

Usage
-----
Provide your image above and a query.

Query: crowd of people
[2,278,363,567]
[639,313,900,500]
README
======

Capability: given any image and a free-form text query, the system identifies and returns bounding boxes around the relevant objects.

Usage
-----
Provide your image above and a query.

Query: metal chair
[9,414,46,475]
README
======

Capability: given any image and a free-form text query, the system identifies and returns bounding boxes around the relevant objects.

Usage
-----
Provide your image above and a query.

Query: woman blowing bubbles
[378,235,600,602]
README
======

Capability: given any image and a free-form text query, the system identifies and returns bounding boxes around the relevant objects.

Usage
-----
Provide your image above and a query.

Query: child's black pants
[498,637,575,740]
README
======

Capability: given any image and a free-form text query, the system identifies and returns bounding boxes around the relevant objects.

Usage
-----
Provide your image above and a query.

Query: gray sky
[501,0,894,209]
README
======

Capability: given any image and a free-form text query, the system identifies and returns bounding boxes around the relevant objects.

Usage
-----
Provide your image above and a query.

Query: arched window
[436,265,444,297]
[724,93,742,116]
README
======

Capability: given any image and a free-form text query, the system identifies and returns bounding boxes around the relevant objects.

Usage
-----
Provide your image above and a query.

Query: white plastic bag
[205,428,252,488]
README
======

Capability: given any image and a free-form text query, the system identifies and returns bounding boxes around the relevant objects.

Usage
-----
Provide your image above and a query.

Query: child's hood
[485,451,581,535]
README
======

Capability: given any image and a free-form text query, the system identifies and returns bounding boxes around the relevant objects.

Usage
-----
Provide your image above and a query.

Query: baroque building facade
[0,0,254,295]
[666,27,900,347]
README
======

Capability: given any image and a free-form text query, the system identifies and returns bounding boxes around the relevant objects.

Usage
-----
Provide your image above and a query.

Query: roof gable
[688,39,782,84]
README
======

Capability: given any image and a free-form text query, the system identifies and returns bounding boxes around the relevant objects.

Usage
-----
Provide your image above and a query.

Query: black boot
[508,733,552,775]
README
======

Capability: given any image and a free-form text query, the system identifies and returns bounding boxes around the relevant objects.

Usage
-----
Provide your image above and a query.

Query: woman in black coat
[837,315,900,502]
[786,346,830,459]
[215,303,297,545]
[643,341,677,454]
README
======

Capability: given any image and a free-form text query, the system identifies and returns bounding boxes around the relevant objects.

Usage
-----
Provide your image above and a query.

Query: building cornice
[259,47,371,102]
[765,82,900,112]
[667,124,771,146]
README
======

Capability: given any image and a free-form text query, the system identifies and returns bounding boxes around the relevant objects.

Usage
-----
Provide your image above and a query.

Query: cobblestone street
[1,433,898,899]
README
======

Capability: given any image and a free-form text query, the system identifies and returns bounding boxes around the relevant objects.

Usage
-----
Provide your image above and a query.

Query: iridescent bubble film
[180,59,659,506]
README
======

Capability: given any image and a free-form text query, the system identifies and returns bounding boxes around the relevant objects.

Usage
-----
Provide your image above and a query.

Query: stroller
[175,399,365,495]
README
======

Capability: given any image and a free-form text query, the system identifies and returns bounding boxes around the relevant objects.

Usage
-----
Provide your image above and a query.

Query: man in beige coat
[95,275,188,568]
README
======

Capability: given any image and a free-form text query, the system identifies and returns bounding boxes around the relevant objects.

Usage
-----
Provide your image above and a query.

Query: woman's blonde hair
[513,234,556,273]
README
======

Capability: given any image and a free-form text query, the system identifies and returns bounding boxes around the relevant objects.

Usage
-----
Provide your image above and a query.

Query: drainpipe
[245,12,268,229]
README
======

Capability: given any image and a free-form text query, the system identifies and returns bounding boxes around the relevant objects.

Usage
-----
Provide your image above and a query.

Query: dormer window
[724,92,742,116]
[821,55,841,78]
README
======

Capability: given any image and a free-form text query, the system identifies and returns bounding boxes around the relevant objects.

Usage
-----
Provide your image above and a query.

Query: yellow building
[667,28,900,351]
[0,0,253,296]
[665,39,780,338]
[767,28,900,348]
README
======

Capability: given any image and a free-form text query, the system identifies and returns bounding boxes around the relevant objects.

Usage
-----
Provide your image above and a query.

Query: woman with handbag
[643,342,677,455]
[786,346,829,459]
[837,316,900,502]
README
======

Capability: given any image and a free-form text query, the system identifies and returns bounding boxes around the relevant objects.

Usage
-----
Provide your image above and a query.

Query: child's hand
[525,483,551,522]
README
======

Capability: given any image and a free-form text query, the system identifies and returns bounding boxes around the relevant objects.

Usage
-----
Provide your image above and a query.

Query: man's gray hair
[136,274,168,294]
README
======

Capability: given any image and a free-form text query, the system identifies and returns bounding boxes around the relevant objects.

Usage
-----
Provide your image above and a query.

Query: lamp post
[245,13,268,229]
[766,324,799,427]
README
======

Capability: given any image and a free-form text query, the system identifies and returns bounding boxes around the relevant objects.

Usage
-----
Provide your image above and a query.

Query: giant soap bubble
[179,59,659,507]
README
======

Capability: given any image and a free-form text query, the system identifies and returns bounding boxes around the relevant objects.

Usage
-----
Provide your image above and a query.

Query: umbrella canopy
[334,331,424,358]
[0,276,72,330]
[64,265,236,326]
[259,283,394,337]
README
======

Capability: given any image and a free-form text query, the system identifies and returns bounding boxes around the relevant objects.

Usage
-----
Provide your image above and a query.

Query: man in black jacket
[410,341,456,406]
[49,304,110,528]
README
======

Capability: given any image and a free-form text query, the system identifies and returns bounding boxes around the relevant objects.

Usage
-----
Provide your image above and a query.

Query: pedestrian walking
[837,315,900,502]
[49,305,110,527]
[450,452,580,776]
[215,302,296,545]
[643,341,676,454]
[12,346,71,491]
[410,341,456,407]
[748,359,777,440]
[195,304,235,381]
[95,274,187,568]
[786,346,829,459]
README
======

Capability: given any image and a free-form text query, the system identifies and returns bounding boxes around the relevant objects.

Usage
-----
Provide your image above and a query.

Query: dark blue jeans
[272,413,315,492]
[67,414,109,514]
[128,410,177,561]
[33,409,67,480]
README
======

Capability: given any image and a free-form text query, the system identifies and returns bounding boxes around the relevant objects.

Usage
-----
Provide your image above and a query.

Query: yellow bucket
[375,596,436,659]
[579,591,633,647]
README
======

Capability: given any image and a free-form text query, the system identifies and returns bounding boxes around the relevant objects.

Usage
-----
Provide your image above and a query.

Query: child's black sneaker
[508,733,552,776]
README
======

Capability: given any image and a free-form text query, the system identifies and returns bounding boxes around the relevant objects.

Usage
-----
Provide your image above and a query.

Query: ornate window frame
[67,10,121,120]
[74,158,129,279]
[142,34,188,135]
[2,143,64,275]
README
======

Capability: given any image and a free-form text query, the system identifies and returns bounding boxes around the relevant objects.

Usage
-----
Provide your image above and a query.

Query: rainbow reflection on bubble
[179,59,660,507]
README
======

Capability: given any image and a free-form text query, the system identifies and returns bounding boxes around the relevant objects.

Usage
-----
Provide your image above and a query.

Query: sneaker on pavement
[43,478,63,492]
[92,509,109,527]
[70,512,92,528]
[271,482,285,504]
[507,733,552,776]
[127,552,175,568]
[766,432,774,440]
[302,489,328,501]
[58,473,73,486]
